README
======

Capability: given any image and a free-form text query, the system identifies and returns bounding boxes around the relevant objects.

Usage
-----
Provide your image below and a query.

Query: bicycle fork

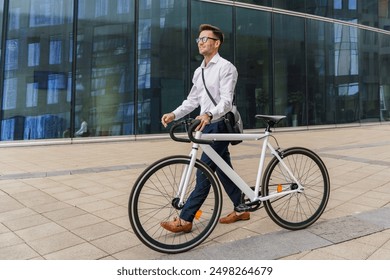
[175,140,200,209]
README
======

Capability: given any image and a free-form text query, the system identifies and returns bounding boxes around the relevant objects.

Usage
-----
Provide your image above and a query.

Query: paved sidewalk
[0,123,390,260]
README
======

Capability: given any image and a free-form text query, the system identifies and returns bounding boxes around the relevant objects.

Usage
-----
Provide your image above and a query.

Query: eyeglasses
[195,37,219,44]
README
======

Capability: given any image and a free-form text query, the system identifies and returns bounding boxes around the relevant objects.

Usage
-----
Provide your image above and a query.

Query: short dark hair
[199,24,224,44]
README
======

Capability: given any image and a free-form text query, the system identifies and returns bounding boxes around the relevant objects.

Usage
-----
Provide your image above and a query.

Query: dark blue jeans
[179,120,242,222]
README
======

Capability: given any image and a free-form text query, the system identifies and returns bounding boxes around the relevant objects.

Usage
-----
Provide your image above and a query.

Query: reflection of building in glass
[0,0,389,142]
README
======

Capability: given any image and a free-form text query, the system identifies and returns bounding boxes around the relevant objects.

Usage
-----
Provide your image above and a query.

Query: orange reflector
[195,210,203,220]
[277,184,283,193]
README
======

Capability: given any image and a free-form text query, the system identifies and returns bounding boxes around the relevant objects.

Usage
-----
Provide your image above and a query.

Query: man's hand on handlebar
[162,112,211,132]
[168,118,213,145]
[195,114,211,131]
[161,112,175,128]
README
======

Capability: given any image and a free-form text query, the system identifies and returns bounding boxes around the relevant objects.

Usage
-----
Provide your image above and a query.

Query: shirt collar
[201,53,220,68]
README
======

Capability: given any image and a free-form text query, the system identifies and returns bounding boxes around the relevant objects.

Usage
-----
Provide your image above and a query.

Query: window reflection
[274,14,305,126]
[29,0,67,27]
[137,0,187,134]
[76,0,135,137]
[235,7,271,128]
[28,42,40,67]
[334,23,358,76]
[307,19,334,125]
[334,0,342,10]
[1,0,73,140]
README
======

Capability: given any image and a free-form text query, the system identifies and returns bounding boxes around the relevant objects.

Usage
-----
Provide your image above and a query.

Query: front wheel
[262,147,330,230]
[129,155,222,254]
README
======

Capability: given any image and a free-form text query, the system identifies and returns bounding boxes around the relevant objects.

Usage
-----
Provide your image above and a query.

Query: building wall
[0,0,389,141]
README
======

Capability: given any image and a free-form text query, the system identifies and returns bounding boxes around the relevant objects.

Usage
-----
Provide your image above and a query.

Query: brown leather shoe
[219,211,250,224]
[160,217,192,233]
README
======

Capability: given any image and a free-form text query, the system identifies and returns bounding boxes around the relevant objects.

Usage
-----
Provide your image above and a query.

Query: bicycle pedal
[234,201,261,213]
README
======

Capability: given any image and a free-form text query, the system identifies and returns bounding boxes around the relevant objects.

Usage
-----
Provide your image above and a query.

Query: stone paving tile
[317,239,378,259]
[11,190,59,208]
[50,189,88,201]
[64,195,102,207]
[107,216,130,230]
[90,230,138,255]
[0,181,37,194]
[0,208,37,223]
[29,201,72,214]
[292,249,347,260]
[28,231,85,256]
[43,242,107,260]
[0,243,39,260]
[113,243,164,260]
[56,213,104,230]
[76,199,118,212]
[368,248,390,259]
[15,222,67,242]
[212,227,261,244]
[3,213,51,231]
[41,206,87,221]
[355,207,390,228]
[0,195,25,213]
[307,216,383,243]
[0,232,24,248]
[70,221,123,241]
[92,205,127,221]
[0,223,9,234]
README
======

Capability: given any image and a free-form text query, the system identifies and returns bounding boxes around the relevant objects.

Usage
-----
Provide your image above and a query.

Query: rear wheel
[262,147,330,230]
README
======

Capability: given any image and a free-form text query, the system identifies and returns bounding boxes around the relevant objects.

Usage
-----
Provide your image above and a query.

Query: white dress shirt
[173,53,238,121]
[75,121,88,136]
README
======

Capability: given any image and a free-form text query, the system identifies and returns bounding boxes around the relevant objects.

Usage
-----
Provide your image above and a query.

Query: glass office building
[0,0,390,141]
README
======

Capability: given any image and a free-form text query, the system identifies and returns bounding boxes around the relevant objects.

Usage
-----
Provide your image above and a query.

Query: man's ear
[215,39,221,49]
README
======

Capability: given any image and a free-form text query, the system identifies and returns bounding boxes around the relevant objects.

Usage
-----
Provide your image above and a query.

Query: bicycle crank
[238,186,262,212]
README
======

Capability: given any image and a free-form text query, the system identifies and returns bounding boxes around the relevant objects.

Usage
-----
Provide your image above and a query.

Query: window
[49,38,62,65]
[334,0,342,10]
[28,42,40,67]
[26,83,38,107]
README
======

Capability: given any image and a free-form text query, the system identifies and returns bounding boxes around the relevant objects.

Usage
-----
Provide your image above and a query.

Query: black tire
[129,155,222,254]
[262,147,330,230]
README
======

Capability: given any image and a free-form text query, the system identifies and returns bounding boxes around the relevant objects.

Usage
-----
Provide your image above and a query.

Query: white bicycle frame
[176,130,304,207]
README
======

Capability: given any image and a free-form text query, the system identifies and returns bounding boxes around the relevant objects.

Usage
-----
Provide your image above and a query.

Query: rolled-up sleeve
[172,83,199,120]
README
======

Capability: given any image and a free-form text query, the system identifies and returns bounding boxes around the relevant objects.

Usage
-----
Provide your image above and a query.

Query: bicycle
[128,115,330,254]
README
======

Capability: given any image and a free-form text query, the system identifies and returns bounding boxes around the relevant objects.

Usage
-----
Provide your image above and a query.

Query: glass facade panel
[306,0,333,17]
[235,7,271,128]
[75,0,135,137]
[306,19,334,125]
[360,28,380,123]
[379,0,390,122]
[333,22,361,124]
[380,30,390,121]
[274,13,306,127]
[1,0,73,140]
[137,0,187,134]
[274,0,305,12]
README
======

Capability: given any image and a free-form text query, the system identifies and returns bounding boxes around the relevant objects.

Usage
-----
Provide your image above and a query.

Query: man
[160,24,249,233]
